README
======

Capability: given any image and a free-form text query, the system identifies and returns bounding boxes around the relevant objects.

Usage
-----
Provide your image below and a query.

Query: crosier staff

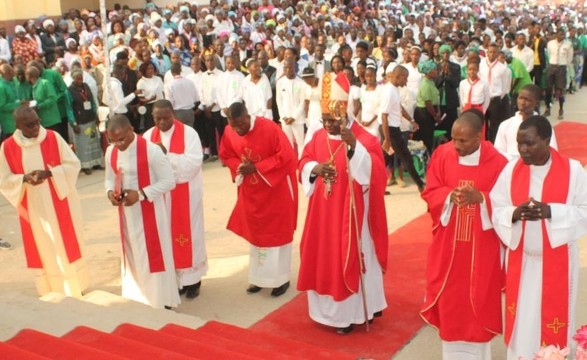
[331,101,370,332]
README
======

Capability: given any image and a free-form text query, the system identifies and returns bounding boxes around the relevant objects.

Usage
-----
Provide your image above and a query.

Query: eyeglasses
[320,118,341,125]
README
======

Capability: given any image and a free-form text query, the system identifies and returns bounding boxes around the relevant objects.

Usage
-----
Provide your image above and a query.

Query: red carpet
[0,341,51,360]
[554,121,587,165]
[114,323,258,360]
[63,326,192,360]
[6,329,126,360]
[250,214,433,360]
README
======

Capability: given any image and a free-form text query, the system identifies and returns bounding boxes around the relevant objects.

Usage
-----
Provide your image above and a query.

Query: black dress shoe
[270,281,290,297]
[164,306,172,310]
[185,282,201,299]
[179,288,187,296]
[374,310,383,317]
[246,285,262,294]
[336,324,354,334]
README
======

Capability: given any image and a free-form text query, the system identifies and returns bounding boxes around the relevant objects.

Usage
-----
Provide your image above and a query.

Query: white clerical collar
[458,145,481,166]
[15,127,47,147]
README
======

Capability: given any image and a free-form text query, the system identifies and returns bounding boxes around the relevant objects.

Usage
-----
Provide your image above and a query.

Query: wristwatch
[138,189,147,201]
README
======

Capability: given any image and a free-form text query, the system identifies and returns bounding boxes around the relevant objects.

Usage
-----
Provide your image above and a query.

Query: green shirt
[41,68,68,119]
[416,77,440,108]
[580,34,587,51]
[14,79,32,101]
[32,78,61,127]
[509,58,533,95]
[0,78,21,134]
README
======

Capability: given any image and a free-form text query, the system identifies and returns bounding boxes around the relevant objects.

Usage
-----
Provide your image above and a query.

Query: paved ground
[1,88,586,359]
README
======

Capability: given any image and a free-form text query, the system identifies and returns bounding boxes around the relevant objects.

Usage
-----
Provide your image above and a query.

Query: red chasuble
[505,149,571,347]
[110,135,166,273]
[149,121,193,269]
[297,123,388,301]
[3,130,82,269]
[420,141,507,341]
[219,117,298,247]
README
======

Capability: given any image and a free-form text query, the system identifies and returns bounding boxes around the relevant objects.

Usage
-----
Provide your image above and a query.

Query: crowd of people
[1,0,587,359]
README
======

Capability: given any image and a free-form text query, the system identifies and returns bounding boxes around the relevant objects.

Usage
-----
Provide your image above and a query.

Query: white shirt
[165,76,198,111]
[163,65,193,86]
[276,76,306,124]
[241,74,273,119]
[494,112,558,161]
[0,37,11,62]
[313,59,326,79]
[217,70,245,117]
[136,76,165,104]
[458,77,491,112]
[512,45,535,73]
[479,59,512,98]
[186,71,204,106]
[406,63,422,100]
[104,78,136,114]
[378,83,402,127]
[546,39,573,66]
[197,69,220,112]
[359,85,381,137]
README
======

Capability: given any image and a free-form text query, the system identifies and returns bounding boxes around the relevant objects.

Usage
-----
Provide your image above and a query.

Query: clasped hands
[512,197,551,222]
[23,170,52,186]
[108,189,139,207]
[237,158,256,175]
[450,185,483,207]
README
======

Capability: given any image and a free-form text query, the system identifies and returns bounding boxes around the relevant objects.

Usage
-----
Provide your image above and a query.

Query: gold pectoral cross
[323,161,337,198]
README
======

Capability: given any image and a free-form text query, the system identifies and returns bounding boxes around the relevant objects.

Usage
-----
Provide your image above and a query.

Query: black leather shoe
[336,324,354,334]
[179,288,187,296]
[270,281,290,297]
[185,282,201,299]
[246,285,262,294]
[374,311,383,317]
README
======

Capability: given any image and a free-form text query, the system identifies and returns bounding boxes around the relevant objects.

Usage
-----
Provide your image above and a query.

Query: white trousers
[442,341,492,360]
[248,243,292,288]
[281,122,305,158]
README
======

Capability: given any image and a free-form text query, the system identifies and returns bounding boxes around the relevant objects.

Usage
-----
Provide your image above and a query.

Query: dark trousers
[205,111,224,155]
[387,126,425,188]
[437,106,458,140]
[414,107,436,154]
[143,103,155,131]
[194,109,209,148]
[530,64,544,87]
[47,121,69,143]
[545,65,567,109]
[485,96,511,143]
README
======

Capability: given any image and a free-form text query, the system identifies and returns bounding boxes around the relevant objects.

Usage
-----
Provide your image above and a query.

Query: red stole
[462,78,483,112]
[110,135,166,273]
[462,78,486,139]
[506,149,570,347]
[2,130,82,268]
[149,121,193,269]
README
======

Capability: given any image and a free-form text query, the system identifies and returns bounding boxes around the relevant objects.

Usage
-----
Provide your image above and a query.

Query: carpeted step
[199,321,355,359]
[160,323,299,360]
[6,329,127,360]
[112,323,257,360]
[0,341,52,360]
[63,326,192,360]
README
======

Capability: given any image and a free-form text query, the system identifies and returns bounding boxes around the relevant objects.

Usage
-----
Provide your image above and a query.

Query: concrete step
[0,290,205,341]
